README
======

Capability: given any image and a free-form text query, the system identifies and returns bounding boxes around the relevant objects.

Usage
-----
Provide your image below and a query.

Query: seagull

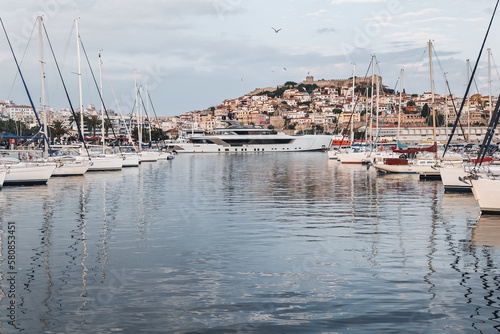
[283,67,287,71]
[271,27,282,33]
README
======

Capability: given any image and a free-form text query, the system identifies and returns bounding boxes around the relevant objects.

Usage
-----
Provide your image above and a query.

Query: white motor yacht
[169,120,333,153]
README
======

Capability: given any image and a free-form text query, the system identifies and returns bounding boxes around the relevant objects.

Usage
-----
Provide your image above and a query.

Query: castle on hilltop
[302,75,382,89]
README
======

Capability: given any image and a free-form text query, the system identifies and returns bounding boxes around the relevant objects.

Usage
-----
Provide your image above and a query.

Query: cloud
[331,0,386,4]
[307,9,327,16]
[317,27,337,34]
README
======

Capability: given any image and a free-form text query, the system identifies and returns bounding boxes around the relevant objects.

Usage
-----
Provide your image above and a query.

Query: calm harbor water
[0,152,499,333]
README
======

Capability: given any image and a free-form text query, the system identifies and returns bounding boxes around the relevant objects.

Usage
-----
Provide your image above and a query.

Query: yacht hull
[172,135,332,153]
[86,155,123,171]
[3,163,56,185]
[51,160,90,176]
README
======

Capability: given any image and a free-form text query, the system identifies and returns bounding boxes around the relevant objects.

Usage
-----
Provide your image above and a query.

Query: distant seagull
[271,27,282,33]
[283,67,287,71]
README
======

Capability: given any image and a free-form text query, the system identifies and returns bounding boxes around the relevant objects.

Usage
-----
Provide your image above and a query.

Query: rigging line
[41,21,90,157]
[106,76,137,150]
[443,0,500,157]
[337,61,373,148]
[7,18,37,100]
[370,78,400,156]
[475,94,500,167]
[137,86,156,145]
[61,21,75,71]
[78,37,122,151]
[467,61,481,95]
[432,45,467,140]
[405,46,428,94]
[490,51,500,83]
[0,17,51,152]
[146,90,167,142]
[137,86,153,131]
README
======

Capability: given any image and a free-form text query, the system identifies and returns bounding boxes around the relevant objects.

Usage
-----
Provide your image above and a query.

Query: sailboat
[34,16,90,176]
[0,17,57,185]
[440,1,500,196]
[136,82,160,163]
[372,40,443,178]
[470,92,500,213]
[73,21,122,172]
[439,49,500,191]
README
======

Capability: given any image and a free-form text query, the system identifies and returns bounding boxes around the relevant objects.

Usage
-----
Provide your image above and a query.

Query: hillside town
[0,75,497,144]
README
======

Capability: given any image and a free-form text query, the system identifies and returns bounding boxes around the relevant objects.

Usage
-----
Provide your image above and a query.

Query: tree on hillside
[284,81,297,87]
[421,103,430,118]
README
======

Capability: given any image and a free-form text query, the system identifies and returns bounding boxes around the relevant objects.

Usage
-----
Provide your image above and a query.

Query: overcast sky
[0,0,499,116]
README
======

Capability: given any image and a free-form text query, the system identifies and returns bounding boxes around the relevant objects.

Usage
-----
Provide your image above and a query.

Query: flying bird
[271,27,282,33]
[283,67,287,71]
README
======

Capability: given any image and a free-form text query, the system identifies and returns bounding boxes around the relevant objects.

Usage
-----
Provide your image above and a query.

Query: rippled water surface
[1,152,499,333]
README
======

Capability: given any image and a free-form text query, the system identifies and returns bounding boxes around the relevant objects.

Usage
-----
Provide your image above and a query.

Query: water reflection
[0,154,499,332]
[472,215,500,248]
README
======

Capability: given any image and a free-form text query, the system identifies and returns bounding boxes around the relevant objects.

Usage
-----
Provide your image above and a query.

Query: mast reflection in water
[0,153,499,333]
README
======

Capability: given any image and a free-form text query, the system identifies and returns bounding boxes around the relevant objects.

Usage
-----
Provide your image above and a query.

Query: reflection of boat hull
[172,135,332,153]
[0,168,6,188]
[3,163,56,185]
[473,215,500,247]
[472,178,500,214]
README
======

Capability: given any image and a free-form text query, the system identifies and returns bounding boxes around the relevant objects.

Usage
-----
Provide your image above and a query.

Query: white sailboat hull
[139,151,160,162]
[122,153,140,167]
[51,159,90,176]
[372,160,440,175]
[439,165,471,191]
[3,163,56,185]
[87,155,123,171]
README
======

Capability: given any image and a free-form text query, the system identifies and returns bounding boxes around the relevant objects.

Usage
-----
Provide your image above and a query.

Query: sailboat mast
[428,40,437,147]
[75,19,84,140]
[444,72,449,138]
[99,50,105,154]
[397,68,403,145]
[146,83,152,144]
[466,58,471,142]
[375,65,380,146]
[488,48,493,124]
[370,55,375,145]
[134,70,142,152]
[38,16,48,159]
[351,63,355,144]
